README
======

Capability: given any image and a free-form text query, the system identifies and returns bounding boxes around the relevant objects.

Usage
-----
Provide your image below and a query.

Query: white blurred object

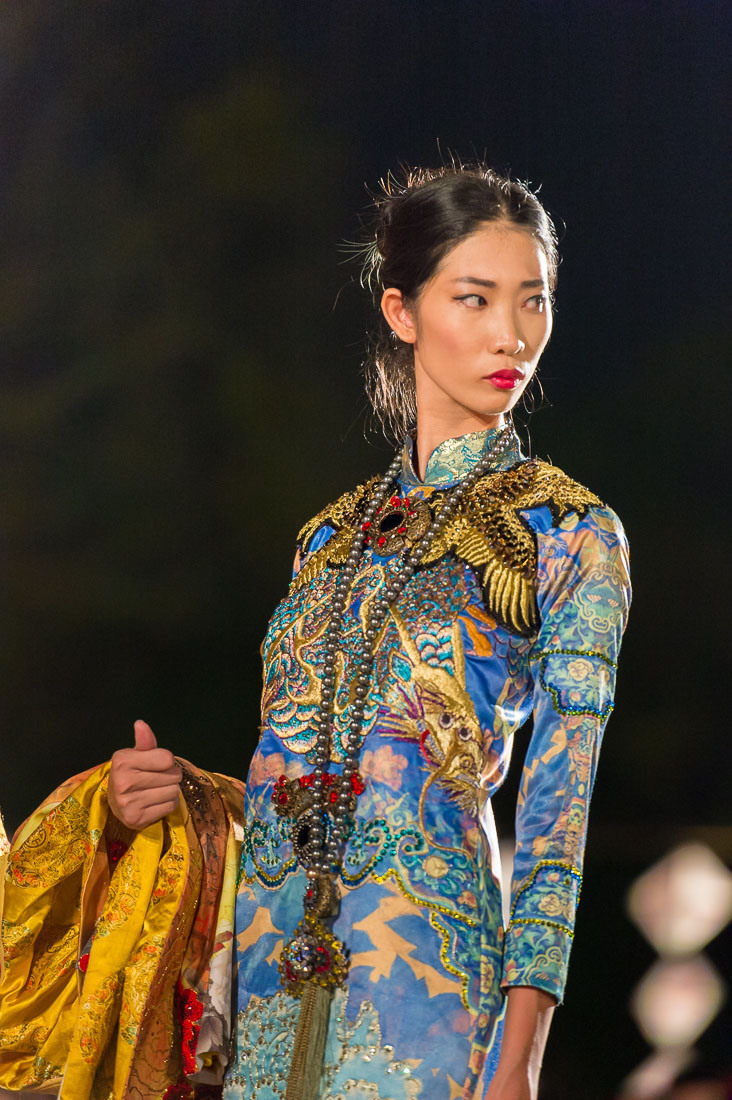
[630,956,726,1050]
[618,1047,696,1099]
[498,836,515,926]
[627,843,732,957]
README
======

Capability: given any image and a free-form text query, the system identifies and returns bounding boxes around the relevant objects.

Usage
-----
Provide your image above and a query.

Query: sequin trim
[509,859,582,922]
[341,819,423,888]
[529,646,618,670]
[429,913,471,1011]
[506,917,575,938]
[237,819,297,890]
[537,660,615,720]
[372,868,478,928]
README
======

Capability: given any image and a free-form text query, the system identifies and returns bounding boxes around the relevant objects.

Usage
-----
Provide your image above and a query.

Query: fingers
[134,719,158,752]
[109,785,183,830]
[124,766,182,792]
[108,721,183,830]
[134,748,180,775]
[112,746,180,776]
[133,803,180,829]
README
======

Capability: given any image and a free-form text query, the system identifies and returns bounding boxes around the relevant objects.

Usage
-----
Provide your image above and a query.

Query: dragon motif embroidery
[379,609,485,821]
[291,461,601,636]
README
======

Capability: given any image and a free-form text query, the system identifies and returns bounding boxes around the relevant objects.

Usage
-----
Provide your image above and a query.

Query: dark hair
[358,163,559,441]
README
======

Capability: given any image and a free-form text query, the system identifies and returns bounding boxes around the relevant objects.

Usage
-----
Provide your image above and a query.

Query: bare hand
[108,720,182,830]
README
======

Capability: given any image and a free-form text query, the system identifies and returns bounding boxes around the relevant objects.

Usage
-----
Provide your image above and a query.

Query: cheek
[420,312,474,356]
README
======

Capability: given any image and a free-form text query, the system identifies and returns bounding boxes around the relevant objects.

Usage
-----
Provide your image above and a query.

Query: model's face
[385,222,553,432]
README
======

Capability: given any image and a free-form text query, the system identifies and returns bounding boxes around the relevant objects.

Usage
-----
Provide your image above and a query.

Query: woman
[0,165,630,1100]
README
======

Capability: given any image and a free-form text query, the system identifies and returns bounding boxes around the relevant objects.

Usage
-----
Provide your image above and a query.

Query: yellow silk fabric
[0,813,8,980]
[0,763,242,1099]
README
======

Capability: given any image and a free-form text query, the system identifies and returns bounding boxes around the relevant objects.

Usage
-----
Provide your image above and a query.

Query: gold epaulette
[293,475,381,590]
[292,461,602,636]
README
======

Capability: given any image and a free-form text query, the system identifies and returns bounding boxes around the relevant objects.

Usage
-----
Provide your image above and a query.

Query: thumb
[133,719,158,752]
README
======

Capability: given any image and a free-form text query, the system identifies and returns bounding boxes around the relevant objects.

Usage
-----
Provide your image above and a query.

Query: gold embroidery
[24,924,78,993]
[8,795,91,889]
[291,461,601,635]
[424,461,601,634]
[1,919,33,962]
[296,476,381,552]
[382,610,484,818]
[78,970,123,1064]
[0,1021,51,1051]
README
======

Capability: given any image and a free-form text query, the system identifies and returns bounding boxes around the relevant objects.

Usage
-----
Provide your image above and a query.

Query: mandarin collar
[399,427,524,489]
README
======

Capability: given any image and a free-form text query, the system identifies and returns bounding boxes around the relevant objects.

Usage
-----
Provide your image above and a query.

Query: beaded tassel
[284,981,332,1100]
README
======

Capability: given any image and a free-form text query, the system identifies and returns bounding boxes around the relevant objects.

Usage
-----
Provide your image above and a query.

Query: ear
[380,288,417,345]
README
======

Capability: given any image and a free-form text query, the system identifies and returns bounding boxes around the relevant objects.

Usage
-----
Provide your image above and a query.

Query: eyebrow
[452,277,547,289]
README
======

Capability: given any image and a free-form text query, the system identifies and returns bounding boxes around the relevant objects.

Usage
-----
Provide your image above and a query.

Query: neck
[414,410,505,481]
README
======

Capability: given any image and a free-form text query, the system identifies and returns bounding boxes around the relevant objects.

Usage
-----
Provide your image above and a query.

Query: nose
[490,308,525,356]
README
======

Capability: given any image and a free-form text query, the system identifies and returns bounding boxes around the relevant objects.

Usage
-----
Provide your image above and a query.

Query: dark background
[1,2,730,1096]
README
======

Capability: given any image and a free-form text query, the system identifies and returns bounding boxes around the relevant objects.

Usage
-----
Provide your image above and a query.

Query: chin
[461,396,517,421]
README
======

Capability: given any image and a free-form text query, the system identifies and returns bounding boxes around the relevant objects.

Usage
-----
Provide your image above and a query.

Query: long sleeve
[501,503,631,1002]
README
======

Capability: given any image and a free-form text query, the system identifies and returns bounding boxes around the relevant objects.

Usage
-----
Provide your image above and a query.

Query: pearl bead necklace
[295,426,516,914]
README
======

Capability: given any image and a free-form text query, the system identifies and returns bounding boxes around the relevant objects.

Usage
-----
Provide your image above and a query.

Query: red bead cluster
[271,770,365,808]
[271,774,291,808]
[176,982,204,1076]
[107,839,128,865]
[361,494,416,549]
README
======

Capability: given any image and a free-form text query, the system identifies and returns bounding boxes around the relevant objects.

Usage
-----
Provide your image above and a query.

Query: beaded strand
[303,426,516,886]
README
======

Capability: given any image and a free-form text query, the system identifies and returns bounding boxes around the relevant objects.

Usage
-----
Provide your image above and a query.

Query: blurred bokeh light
[628,845,732,957]
[630,957,726,1051]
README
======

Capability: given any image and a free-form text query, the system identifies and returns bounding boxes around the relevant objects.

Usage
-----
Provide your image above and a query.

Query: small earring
[389,330,400,347]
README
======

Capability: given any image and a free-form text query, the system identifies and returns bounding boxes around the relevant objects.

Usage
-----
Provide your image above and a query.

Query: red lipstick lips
[487,368,524,391]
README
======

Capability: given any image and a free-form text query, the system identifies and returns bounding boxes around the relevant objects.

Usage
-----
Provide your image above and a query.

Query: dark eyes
[454,293,548,312]
[455,294,486,308]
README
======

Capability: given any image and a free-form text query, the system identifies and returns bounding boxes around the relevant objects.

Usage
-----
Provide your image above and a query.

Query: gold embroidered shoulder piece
[425,460,602,634]
[292,461,601,635]
[294,475,381,589]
